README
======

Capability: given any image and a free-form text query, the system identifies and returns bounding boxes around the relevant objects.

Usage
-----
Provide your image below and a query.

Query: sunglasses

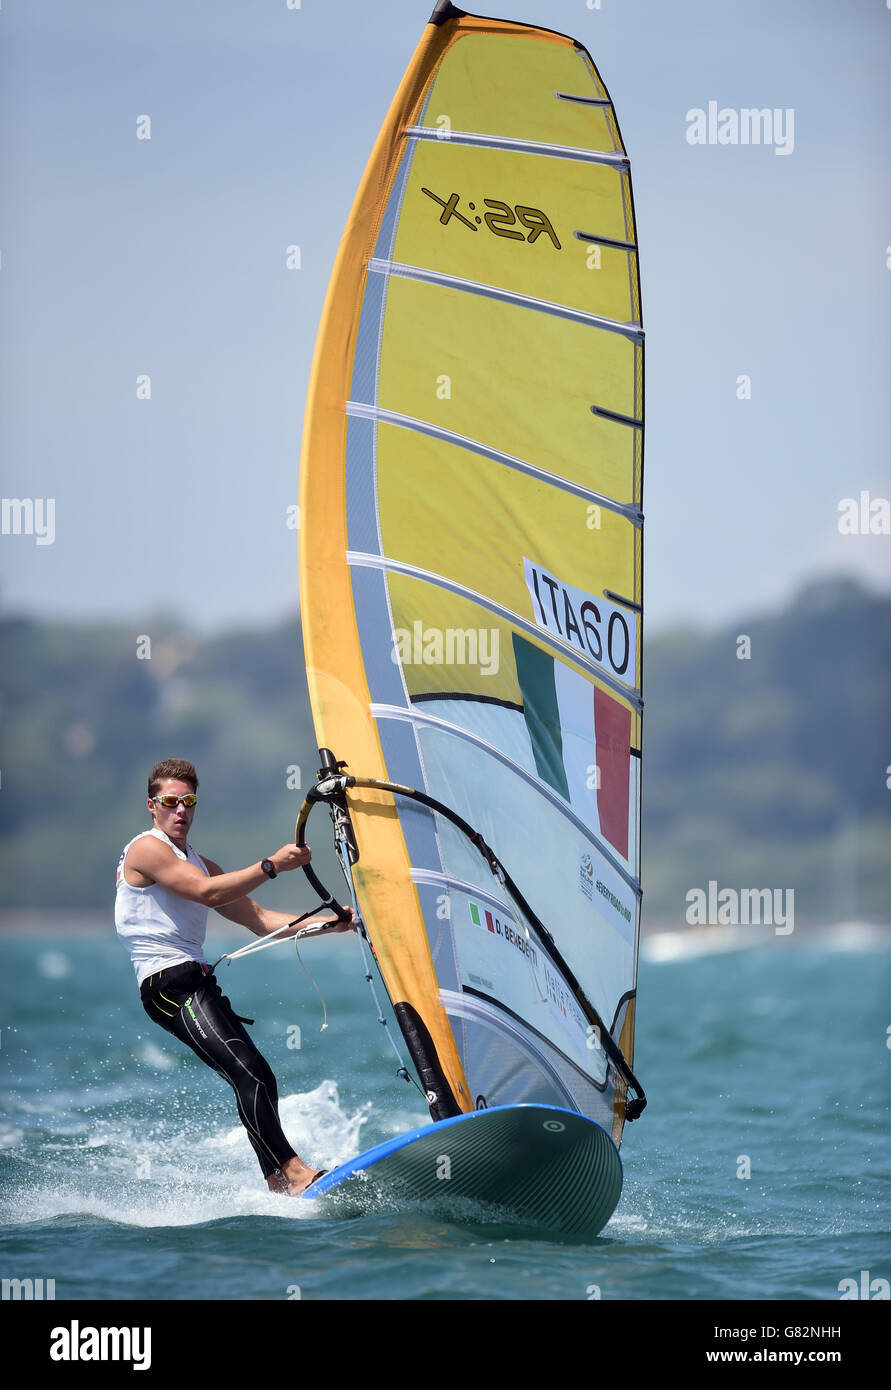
[152,794,198,808]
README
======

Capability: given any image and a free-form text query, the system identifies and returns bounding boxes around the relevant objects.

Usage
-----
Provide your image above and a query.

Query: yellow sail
[299,3,643,1142]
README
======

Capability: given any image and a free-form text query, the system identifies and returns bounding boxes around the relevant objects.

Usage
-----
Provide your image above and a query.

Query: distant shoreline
[2,911,888,940]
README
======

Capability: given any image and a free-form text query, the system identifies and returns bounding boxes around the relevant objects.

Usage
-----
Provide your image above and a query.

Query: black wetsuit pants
[140,961,297,1180]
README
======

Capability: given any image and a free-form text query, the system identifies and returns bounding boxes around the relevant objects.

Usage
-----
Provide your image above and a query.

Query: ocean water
[0,921,888,1305]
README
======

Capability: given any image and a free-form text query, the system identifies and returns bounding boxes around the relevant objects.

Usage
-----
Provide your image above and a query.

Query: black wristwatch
[261,858,277,879]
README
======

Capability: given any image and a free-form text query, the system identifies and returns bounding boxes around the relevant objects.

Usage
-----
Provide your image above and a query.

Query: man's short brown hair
[148,759,199,798]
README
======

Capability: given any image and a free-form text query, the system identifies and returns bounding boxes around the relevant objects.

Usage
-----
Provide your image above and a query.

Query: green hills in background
[1,574,888,925]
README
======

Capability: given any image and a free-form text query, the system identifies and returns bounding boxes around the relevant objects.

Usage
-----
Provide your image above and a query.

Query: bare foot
[266,1158,327,1197]
[292,1168,327,1197]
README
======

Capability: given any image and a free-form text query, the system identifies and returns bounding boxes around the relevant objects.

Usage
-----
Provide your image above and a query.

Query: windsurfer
[114,758,355,1196]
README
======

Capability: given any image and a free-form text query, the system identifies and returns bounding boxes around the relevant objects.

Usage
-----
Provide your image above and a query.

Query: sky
[1,0,889,635]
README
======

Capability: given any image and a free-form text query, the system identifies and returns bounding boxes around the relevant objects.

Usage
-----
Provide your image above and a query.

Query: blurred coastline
[2,573,889,922]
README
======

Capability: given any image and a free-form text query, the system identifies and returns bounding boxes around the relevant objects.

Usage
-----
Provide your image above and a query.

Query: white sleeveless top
[115,828,210,985]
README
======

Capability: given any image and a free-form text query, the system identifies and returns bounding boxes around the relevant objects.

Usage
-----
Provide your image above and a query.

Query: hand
[327,905,358,933]
[270,844,312,873]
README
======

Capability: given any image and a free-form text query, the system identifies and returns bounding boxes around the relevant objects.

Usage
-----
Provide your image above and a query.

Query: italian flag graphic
[512,633,631,858]
[469,901,497,933]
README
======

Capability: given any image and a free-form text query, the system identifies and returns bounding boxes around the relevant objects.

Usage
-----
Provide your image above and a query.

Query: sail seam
[575,48,622,158]
[412,691,524,711]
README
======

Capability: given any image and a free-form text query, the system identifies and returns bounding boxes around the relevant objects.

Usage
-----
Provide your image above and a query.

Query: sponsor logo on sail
[579,850,636,940]
[595,877,632,923]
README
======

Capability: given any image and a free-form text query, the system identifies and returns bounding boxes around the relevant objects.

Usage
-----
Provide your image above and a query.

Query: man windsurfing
[115,758,354,1196]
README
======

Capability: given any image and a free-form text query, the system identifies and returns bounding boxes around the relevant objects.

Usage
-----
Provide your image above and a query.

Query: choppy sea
[1,919,888,1319]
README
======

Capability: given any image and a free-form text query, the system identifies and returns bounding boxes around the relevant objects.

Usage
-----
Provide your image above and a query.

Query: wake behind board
[304,1104,622,1240]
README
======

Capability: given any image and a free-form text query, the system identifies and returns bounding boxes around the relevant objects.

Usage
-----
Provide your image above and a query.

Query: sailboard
[296,1,646,1240]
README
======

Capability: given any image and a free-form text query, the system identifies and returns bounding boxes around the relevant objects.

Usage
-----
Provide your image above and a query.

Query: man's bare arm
[201,858,354,938]
[123,837,311,909]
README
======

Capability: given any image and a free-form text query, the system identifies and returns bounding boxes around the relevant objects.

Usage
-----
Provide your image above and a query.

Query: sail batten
[370,701,642,893]
[299,7,645,1142]
[345,402,644,520]
[367,258,643,337]
[404,124,631,169]
[555,92,613,108]
[348,553,644,708]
